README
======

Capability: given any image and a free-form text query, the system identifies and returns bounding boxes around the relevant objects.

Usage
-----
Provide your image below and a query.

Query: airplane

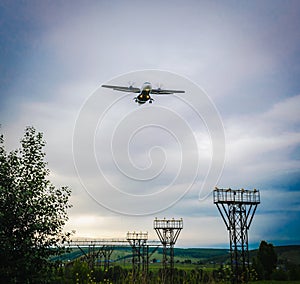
[101,82,185,104]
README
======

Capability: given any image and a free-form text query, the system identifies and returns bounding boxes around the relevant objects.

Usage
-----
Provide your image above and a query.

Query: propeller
[155,82,164,91]
[128,81,136,89]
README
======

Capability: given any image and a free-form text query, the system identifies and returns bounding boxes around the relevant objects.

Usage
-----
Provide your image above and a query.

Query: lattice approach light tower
[213,187,260,283]
[154,218,183,284]
[126,231,148,284]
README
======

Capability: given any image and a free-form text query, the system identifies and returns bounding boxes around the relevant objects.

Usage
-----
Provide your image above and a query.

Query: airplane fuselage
[135,82,153,104]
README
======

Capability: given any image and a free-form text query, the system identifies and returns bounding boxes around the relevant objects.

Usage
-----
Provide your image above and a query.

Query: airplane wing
[151,88,185,95]
[101,84,141,93]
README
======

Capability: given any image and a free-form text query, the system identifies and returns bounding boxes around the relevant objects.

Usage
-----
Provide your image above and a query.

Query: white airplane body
[101,82,185,104]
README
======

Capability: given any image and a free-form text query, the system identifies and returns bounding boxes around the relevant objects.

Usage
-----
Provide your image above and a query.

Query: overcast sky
[1,0,300,248]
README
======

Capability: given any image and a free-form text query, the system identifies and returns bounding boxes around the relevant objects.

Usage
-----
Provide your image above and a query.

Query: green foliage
[71,261,93,283]
[0,126,72,283]
[49,258,300,283]
[212,265,231,282]
[252,255,264,280]
[252,240,277,280]
[288,263,300,280]
[271,268,288,281]
[62,263,206,284]
[251,244,300,281]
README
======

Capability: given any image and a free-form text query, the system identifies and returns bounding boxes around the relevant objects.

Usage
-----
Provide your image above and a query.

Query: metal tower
[75,243,114,270]
[127,232,148,283]
[213,187,260,283]
[154,218,183,284]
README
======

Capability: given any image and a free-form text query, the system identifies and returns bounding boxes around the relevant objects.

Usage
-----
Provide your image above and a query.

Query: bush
[271,268,288,281]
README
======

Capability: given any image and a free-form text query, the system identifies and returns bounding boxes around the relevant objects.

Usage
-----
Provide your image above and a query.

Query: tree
[255,240,277,280]
[0,126,72,283]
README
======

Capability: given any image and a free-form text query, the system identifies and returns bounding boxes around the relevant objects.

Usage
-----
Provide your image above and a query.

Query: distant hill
[274,245,300,264]
[171,248,230,264]
[152,245,300,265]
[54,244,300,266]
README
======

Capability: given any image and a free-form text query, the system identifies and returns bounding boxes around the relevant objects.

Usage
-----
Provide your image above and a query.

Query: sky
[1,0,300,248]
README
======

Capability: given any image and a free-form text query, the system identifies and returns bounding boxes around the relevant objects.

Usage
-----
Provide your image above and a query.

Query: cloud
[263,94,300,127]
[221,94,300,186]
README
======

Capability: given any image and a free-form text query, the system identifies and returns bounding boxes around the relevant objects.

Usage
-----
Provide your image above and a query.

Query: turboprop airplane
[101,82,185,104]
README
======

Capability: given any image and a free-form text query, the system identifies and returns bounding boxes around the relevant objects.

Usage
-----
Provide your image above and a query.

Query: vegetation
[0,126,72,283]
[46,242,300,283]
[33,260,300,283]
[250,241,300,282]
[252,240,278,280]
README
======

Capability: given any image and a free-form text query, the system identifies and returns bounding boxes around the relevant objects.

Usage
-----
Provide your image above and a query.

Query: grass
[249,281,300,284]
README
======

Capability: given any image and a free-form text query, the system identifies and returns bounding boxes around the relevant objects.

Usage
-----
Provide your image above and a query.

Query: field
[54,245,300,283]
[59,245,300,266]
